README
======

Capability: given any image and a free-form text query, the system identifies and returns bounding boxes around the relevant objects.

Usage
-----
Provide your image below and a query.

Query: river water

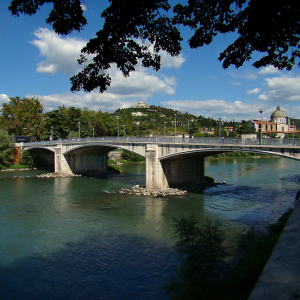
[0,158,299,299]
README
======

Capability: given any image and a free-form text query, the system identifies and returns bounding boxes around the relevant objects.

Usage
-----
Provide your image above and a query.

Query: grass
[0,164,30,170]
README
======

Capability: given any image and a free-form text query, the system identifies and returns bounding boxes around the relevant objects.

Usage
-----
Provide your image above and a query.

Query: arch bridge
[19,137,300,189]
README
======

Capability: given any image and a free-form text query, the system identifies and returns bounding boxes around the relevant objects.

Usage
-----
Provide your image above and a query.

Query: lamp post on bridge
[93,127,95,138]
[174,114,177,137]
[219,118,221,140]
[51,126,53,141]
[123,124,125,137]
[117,117,119,139]
[293,117,295,145]
[186,118,190,133]
[164,122,166,136]
[259,109,263,145]
[69,131,71,139]
[78,122,81,139]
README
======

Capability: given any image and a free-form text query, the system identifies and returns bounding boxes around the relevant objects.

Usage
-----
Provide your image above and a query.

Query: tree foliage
[9,0,300,93]
[0,97,44,139]
[121,150,145,162]
[163,214,229,300]
[0,129,14,167]
[236,120,256,135]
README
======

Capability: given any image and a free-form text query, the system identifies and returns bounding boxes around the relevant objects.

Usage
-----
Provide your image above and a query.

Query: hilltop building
[248,105,296,135]
[131,100,149,108]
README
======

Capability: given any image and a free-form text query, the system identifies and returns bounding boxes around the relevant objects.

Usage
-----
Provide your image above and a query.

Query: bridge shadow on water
[0,233,177,300]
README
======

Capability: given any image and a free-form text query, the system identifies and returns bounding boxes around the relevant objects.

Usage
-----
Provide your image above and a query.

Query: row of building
[131,101,297,136]
[248,106,297,136]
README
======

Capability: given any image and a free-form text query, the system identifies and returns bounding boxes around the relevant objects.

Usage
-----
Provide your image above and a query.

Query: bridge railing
[21,136,300,147]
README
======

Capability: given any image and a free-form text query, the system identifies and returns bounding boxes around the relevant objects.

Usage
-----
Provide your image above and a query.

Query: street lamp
[69,131,71,139]
[293,117,295,145]
[174,114,177,137]
[219,118,221,139]
[51,126,53,141]
[93,127,95,138]
[78,122,81,139]
[123,124,125,137]
[259,109,263,145]
[164,121,166,136]
[117,117,119,138]
[186,118,190,132]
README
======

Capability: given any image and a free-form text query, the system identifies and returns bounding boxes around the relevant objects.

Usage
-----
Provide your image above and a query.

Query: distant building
[131,111,148,117]
[248,105,296,134]
[131,100,149,108]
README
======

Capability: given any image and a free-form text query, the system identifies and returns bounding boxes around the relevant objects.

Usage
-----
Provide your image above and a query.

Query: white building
[248,106,296,134]
[131,100,149,108]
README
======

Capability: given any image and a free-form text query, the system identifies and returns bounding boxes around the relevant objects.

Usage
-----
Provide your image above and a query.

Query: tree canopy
[9,0,300,93]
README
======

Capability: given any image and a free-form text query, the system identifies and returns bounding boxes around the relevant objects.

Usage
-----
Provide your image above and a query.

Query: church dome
[271,106,286,119]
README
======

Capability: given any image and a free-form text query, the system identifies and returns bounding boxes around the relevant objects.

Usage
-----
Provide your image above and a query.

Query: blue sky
[1,0,300,122]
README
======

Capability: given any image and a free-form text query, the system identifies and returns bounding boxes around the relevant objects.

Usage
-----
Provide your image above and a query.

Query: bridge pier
[54,146,72,174]
[145,145,205,189]
[161,154,205,188]
[146,144,168,189]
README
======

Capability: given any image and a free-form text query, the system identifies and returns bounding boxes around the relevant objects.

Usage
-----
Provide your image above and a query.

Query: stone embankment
[36,173,81,178]
[118,185,187,197]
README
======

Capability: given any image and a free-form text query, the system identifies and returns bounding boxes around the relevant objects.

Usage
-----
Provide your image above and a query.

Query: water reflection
[0,158,299,299]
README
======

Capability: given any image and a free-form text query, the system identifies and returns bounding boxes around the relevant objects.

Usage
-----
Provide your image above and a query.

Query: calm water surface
[0,158,299,299]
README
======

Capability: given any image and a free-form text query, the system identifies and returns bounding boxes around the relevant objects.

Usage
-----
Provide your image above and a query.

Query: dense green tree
[0,129,14,167]
[9,1,300,93]
[236,120,256,135]
[0,97,44,140]
[121,150,145,162]
[21,150,35,169]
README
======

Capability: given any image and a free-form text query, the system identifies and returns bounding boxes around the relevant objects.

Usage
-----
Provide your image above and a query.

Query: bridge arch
[159,148,300,161]
[23,146,55,170]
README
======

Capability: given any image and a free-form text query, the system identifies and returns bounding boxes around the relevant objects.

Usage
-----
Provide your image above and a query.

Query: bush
[21,150,35,169]
[0,129,14,167]
[204,175,215,183]
[121,150,145,162]
[163,215,229,300]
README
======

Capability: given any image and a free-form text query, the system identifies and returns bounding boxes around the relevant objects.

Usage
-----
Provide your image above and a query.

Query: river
[0,158,299,299]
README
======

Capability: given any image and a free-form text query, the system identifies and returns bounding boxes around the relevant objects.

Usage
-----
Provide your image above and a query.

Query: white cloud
[162,99,261,121]
[31,28,87,75]
[228,69,258,80]
[247,88,261,95]
[0,94,10,106]
[81,3,87,11]
[160,52,185,69]
[258,75,300,103]
[28,91,141,112]
[30,29,182,100]
[258,66,279,75]
[231,81,242,86]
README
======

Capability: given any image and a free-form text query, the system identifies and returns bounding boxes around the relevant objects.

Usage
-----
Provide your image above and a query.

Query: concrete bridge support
[54,146,72,174]
[65,152,107,175]
[161,154,205,188]
[145,145,205,189]
[145,144,168,189]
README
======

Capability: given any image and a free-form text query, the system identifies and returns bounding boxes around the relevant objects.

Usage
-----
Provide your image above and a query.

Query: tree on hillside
[9,1,300,93]
[0,129,14,167]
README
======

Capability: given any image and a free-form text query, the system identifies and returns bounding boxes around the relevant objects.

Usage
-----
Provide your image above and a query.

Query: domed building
[131,100,149,108]
[271,106,287,128]
[248,105,296,135]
